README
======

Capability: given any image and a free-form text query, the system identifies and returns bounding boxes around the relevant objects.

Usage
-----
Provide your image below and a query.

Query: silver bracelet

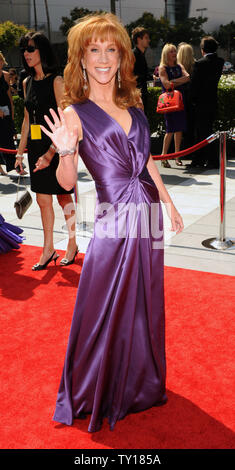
[15,153,24,159]
[58,147,76,157]
[49,143,57,152]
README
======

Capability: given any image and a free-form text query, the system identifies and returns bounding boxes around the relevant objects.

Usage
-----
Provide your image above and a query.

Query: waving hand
[40,107,78,154]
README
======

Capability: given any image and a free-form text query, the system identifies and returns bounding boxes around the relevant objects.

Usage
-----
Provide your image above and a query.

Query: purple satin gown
[53,100,167,432]
[0,214,24,253]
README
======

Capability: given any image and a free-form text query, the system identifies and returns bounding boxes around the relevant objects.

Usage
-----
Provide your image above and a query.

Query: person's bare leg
[0,164,7,175]
[161,132,173,168]
[57,194,77,262]
[174,131,183,165]
[36,193,58,265]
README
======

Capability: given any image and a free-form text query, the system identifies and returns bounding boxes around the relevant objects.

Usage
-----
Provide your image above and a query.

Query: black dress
[191,53,224,166]
[133,46,149,113]
[0,73,16,172]
[25,74,73,194]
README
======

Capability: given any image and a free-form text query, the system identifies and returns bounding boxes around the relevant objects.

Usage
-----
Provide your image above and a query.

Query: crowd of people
[0,23,226,264]
[0,28,224,180]
[0,19,226,267]
[132,28,224,170]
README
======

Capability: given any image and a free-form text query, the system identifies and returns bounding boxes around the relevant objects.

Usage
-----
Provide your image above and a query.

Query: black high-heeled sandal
[60,247,79,266]
[161,160,171,168]
[175,158,183,166]
[32,251,59,271]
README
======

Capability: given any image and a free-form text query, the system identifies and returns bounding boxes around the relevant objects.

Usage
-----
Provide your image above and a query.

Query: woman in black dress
[0,52,16,175]
[15,32,78,270]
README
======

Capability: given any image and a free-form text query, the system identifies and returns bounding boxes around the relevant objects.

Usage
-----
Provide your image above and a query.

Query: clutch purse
[14,176,32,219]
[156,83,184,114]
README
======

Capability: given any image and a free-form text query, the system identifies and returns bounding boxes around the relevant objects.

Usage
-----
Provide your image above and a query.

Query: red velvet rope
[0,133,221,159]
[152,138,209,161]
[0,139,209,159]
[0,148,27,154]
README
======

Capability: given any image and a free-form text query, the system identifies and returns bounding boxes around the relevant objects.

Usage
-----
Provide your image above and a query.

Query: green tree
[213,21,235,59]
[126,12,207,48]
[0,21,29,51]
[126,12,170,48]
[166,16,208,46]
[60,7,102,36]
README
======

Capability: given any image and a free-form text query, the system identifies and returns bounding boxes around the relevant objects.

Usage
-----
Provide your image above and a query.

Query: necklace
[34,73,49,81]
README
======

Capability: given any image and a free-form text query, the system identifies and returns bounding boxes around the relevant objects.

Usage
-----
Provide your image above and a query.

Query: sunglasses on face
[20,45,38,53]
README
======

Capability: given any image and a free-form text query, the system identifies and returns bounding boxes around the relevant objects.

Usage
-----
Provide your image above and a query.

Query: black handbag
[14,176,32,219]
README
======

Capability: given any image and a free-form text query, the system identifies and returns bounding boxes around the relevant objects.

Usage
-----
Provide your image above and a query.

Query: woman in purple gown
[41,13,184,433]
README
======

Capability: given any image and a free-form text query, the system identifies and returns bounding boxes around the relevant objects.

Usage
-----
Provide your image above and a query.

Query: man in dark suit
[190,36,224,169]
[132,27,150,113]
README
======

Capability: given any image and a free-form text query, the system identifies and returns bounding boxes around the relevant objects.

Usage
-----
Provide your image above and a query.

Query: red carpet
[0,245,234,449]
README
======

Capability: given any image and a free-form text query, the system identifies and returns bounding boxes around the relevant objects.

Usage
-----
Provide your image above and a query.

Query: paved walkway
[1,151,235,276]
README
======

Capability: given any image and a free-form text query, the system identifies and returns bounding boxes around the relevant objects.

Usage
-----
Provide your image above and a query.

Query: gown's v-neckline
[87,98,133,139]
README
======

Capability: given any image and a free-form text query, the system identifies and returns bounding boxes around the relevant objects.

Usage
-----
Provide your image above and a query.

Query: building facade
[0,0,31,27]
[189,0,235,32]
[0,1,234,45]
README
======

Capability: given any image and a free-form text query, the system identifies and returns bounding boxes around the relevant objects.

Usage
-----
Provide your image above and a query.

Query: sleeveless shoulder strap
[24,75,33,102]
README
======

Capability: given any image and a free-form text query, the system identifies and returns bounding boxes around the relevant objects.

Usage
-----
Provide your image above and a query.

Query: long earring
[82,66,88,91]
[117,67,121,89]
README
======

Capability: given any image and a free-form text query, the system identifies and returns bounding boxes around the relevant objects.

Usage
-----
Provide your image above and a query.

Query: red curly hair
[62,13,141,109]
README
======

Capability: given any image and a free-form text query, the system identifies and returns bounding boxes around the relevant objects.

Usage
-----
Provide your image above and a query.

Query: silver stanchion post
[202,131,235,250]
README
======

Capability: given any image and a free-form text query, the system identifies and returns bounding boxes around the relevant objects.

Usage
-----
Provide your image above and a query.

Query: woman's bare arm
[159,64,190,89]
[55,107,81,190]
[147,154,184,233]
